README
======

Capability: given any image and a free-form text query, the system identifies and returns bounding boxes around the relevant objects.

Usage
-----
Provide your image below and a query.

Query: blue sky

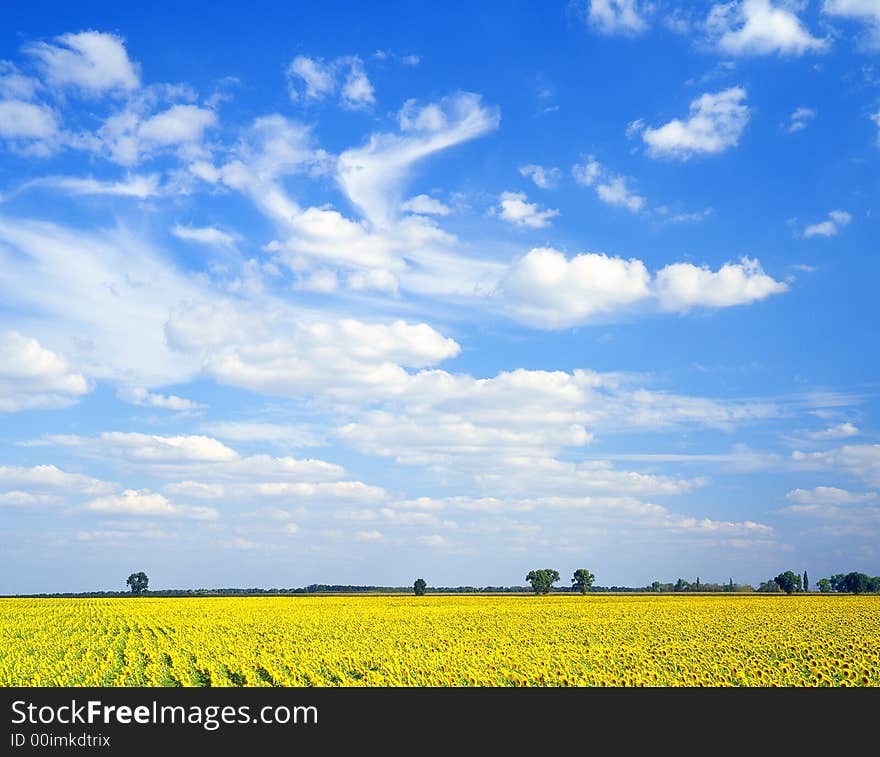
[1,1,879,593]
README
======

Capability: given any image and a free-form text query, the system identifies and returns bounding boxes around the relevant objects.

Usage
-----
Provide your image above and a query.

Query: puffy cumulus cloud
[0,464,115,495]
[137,104,215,146]
[170,224,240,248]
[792,444,880,486]
[640,87,750,160]
[287,55,375,109]
[498,248,651,328]
[19,173,161,198]
[586,0,651,36]
[654,257,788,312]
[518,164,562,189]
[780,485,880,531]
[0,217,205,386]
[49,432,239,463]
[0,331,90,412]
[25,31,140,96]
[0,63,41,100]
[116,387,205,412]
[822,0,880,50]
[85,489,217,520]
[496,249,786,327]
[339,92,499,228]
[803,210,852,237]
[165,299,460,398]
[0,99,58,141]
[98,103,216,166]
[400,194,452,215]
[706,1,828,56]
[496,192,560,228]
[803,422,860,440]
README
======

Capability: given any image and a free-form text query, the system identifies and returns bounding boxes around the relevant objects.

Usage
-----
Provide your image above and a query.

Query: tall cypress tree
[803,571,809,592]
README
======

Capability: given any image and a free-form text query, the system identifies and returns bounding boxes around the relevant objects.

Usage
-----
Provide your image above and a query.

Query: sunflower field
[1,594,877,687]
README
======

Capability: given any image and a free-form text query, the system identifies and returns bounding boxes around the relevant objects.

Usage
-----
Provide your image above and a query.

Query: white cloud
[596,176,646,212]
[287,56,336,100]
[199,422,325,447]
[25,31,140,95]
[346,268,400,293]
[0,331,90,412]
[20,173,161,198]
[804,422,860,440]
[138,104,215,145]
[0,63,40,100]
[498,248,651,327]
[587,0,650,36]
[707,1,828,56]
[338,92,499,227]
[85,489,218,520]
[803,209,852,237]
[496,191,560,228]
[97,103,216,166]
[400,194,452,216]
[873,112,880,146]
[792,444,880,486]
[166,299,461,398]
[340,59,376,109]
[655,257,787,312]
[519,164,562,189]
[823,0,880,50]
[50,432,239,462]
[166,480,388,503]
[297,269,339,293]
[0,464,115,495]
[0,217,205,386]
[0,99,58,140]
[0,491,64,507]
[571,157,603,186]
[287,55,375,109]
[785,486,877,505]
[116,387,205,412]
[642,87,750,159]
[170,224,240,248]
[787,106,816,133]
[497,249,786,327]
[571,157,646,212]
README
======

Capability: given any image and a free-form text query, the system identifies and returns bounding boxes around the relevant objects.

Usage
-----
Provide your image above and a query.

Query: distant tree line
[757,570,880,595]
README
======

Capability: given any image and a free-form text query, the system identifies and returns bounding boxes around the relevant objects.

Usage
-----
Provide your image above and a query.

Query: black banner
[1,686,872,754]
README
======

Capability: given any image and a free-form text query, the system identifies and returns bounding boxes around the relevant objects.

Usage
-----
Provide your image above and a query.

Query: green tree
[868,576,880,593]
[843,572,870,594]
[757,579,781,593]
[413,578,427,596]
[816,578,832,593]
[526,569,560,595]
[773,571,801,595]
[674,578,690,592]
[727,578,734,592]
[695,577,701,590]
[829,574,846,592]
[651,580,661,592]
[572,569,595,594]
[803,571,809,592]
[125,572,149,595]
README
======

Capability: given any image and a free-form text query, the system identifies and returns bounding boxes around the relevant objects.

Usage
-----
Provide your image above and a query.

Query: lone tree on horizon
[413,578,427,596]
[572,569,595,595]
[126,572,149,595]
[774,570,801,595]
[526,569,560,595]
